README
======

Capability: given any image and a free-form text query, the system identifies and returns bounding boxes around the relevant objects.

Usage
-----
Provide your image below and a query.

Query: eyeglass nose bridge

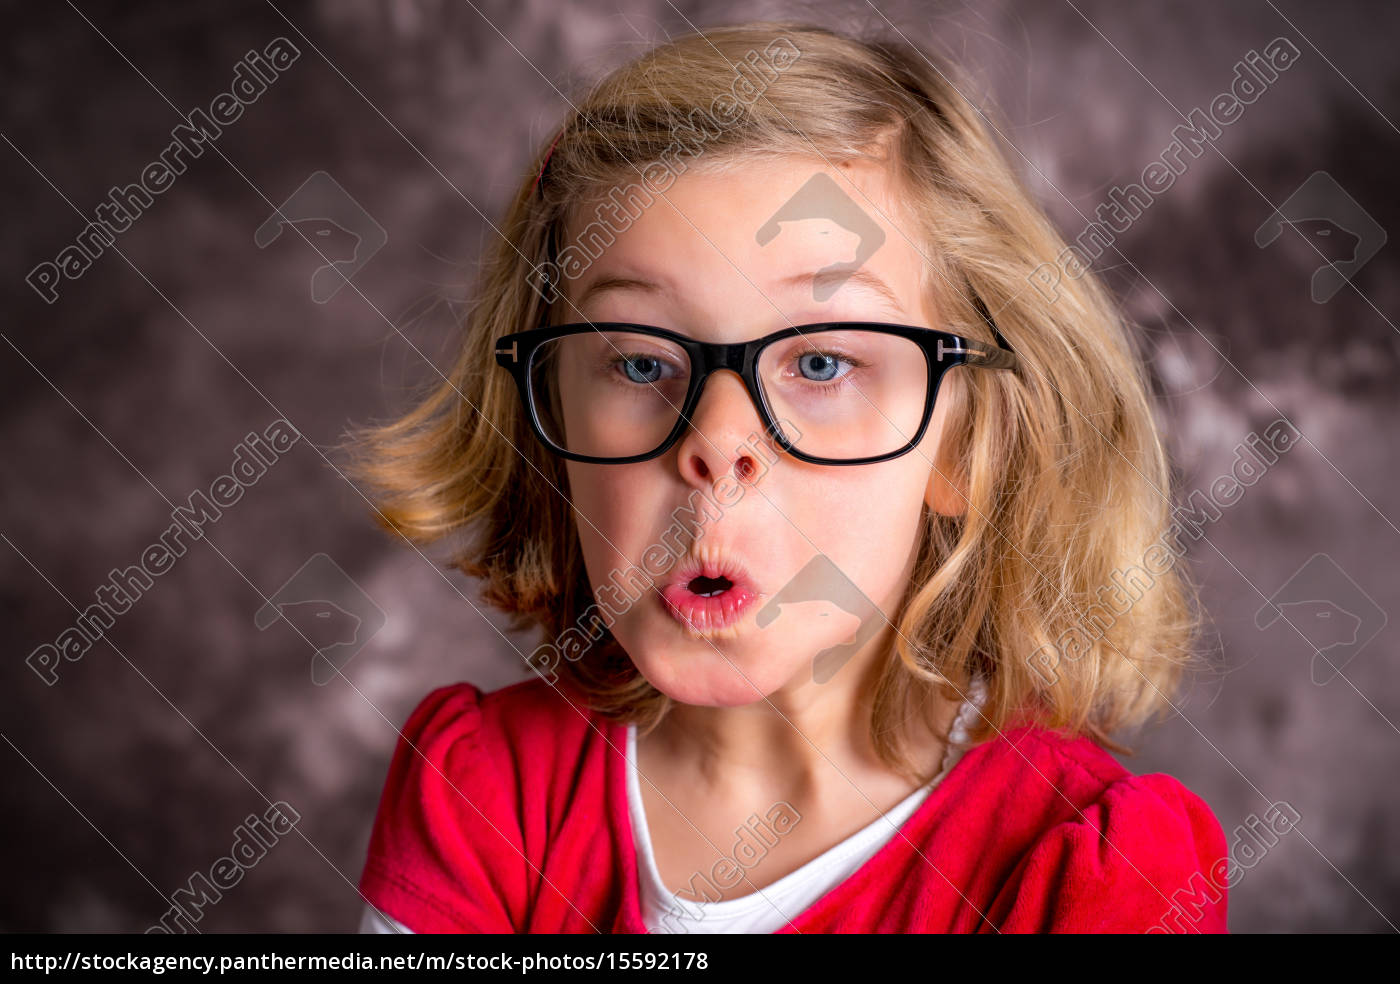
[693,338,754,376]
[683,338,775,436]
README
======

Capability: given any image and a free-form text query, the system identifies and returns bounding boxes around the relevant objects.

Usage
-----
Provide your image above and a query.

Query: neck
[638,629,957,802]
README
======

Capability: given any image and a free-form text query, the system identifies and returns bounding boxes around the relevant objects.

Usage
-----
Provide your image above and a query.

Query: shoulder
[394,674,597,770]
[375,675,609,832]
[965,725,1229,933]
[358,675,609,932]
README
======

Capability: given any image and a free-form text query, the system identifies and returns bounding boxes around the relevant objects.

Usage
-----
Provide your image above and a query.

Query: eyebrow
[778,268,904,311]
[576,274,668,307]
[576,266,905,311]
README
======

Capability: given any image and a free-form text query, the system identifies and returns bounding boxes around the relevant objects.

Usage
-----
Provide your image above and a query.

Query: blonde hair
[341,20,1203,780]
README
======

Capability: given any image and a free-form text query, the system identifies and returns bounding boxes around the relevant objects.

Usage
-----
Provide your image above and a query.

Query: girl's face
[558,155,963,708]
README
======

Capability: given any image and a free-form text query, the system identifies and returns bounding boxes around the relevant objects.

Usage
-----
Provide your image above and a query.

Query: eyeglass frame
[494,299,1019,466]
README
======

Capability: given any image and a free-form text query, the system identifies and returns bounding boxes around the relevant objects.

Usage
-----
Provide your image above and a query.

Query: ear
[924,457,967,517]
[923,371,968,517]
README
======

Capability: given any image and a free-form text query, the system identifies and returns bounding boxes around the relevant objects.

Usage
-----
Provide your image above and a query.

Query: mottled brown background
[3,0,1397,933]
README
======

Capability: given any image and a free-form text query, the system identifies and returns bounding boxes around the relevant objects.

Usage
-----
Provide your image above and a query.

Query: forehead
[560,155,935,326]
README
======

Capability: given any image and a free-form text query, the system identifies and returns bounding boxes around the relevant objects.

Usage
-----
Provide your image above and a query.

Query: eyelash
[605,353,684,386]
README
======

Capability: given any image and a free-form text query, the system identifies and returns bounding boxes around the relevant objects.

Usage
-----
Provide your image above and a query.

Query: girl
[348,21,1226,934]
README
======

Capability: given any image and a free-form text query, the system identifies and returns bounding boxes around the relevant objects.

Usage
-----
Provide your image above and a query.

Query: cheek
[565,462,667,572]
[787,464,929,577]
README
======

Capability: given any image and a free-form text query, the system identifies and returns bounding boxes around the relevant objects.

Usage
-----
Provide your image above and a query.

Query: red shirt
[357,677,1229,933]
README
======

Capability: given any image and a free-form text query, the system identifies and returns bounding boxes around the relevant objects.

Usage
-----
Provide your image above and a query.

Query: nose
[673,369,769,485]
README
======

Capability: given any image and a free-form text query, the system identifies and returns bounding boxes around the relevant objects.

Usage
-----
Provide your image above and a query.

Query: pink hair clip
[532,129,564,195]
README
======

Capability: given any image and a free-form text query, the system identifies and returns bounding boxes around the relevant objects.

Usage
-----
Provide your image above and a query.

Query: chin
[629,646,799,708]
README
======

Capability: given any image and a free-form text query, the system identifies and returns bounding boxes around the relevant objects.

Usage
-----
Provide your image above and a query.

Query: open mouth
[660,558,759,632]
[687,574,734,597]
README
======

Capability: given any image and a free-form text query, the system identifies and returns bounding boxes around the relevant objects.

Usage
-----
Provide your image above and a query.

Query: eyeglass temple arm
[966,290,1018,371]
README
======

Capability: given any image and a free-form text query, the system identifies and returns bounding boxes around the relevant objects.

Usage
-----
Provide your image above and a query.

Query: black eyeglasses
[495,303,1017,466]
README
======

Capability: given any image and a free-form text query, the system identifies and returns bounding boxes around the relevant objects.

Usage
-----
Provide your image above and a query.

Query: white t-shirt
[359,680,985,934]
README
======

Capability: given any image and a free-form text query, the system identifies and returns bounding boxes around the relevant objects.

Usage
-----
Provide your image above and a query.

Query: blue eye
[619,355,665,384]
[798,351,847,382]
[616,354,686,386]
